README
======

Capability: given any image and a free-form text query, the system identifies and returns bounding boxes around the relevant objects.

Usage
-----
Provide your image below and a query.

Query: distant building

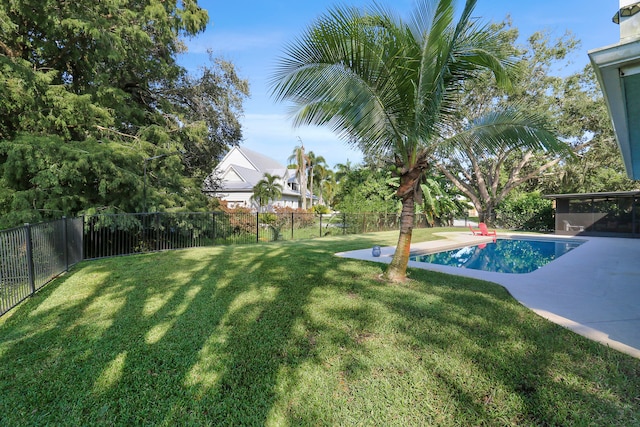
[203,146,310,210]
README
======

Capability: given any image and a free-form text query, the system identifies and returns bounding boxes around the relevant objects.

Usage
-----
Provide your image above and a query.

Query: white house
[203,146,308,210]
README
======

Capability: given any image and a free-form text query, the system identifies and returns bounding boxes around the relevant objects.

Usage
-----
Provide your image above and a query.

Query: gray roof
[241,147,287,172]
[209,147,301,197]
[229,165,264,186]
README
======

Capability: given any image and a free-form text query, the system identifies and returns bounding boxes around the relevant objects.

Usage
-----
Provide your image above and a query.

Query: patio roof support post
[633,196,636,235]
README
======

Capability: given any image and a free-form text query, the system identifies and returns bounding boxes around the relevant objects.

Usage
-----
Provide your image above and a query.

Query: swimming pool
[409,238,584,274]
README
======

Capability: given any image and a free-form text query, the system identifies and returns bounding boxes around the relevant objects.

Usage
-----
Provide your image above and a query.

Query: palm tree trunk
[385,193,415,282]
[309,166,314,209]
[384,157,427,282]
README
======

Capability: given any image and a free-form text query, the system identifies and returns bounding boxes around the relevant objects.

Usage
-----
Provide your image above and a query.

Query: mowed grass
[1,229,639,426]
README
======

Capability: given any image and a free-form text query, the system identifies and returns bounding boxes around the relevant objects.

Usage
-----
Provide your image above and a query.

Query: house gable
[222,167,244,182]
[204,146,305,210]
[218,147,257,172]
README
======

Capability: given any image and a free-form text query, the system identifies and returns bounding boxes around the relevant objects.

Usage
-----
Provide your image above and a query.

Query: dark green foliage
[495,192,554,231]
[0,135,208,228]
[536,66,637,194]
[0,0,248,228]
[333,166,398,214]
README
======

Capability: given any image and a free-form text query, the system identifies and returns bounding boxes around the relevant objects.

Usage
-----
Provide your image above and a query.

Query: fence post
[63,216,69,272]
[319,213,322,238]
[80,215,85,261]
[155,212,160,251]
[212,212,216,246]
[256,212,259,243]
[291,212,294,240]
[24,223,36,296]
[88,215,95,259]
[343,213,346,235]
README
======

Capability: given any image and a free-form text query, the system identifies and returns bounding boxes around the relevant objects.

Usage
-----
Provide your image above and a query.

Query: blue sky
[179,0,621,168]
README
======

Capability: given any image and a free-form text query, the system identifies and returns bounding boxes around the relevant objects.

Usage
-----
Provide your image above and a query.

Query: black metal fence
[1,211,429,316]
[83,211,424,259]
[0,217,83,316]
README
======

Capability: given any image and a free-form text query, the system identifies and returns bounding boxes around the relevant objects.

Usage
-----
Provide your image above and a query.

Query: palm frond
[271,3,419,154]
[442,107,569,159]
[271,0,528,171]
[413,0,516,142]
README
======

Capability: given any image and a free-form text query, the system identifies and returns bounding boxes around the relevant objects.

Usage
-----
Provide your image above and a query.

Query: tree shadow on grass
[4,232,633,425]
[0,237,376,425]
[374,268,640,425]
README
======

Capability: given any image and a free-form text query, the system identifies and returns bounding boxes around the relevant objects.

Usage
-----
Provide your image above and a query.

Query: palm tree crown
[251,173,283,212]
[288,143,309,210]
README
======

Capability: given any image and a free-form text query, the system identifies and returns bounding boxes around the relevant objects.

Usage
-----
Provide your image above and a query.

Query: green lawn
[1,229,639,426]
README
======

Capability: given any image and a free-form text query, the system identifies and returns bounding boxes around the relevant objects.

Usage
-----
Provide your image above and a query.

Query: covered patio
[545,190,640,237]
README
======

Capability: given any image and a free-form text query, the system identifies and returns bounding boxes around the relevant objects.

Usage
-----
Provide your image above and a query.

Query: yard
[1,229,638,426]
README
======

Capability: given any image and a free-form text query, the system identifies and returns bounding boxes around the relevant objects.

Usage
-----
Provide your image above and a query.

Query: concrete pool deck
[336,232,640,359]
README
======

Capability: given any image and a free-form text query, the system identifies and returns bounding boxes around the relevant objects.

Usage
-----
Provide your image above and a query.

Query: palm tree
[287,143,308,209]
[251,173,283,212]
[306,151,327,208]
[333,161,354,184]
[271,0,562,282]
[313,163,332,207]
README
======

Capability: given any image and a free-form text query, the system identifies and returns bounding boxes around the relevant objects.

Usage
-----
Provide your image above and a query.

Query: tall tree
[0,0,248,227]
[306,151,327,208]
[537,66,637,195]
[271,0,562,281]
[159,53,249,179]
[287,143,308,210]
[435,26,577,224]
[313,162,333,207]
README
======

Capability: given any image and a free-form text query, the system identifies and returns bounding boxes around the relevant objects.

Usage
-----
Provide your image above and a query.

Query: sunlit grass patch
[0,229,639,426]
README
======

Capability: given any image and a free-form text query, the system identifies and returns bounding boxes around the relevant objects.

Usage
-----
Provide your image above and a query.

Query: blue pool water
[409,238,584,274]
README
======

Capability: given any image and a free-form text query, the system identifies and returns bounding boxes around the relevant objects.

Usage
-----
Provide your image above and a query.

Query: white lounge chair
[563,220,584,232]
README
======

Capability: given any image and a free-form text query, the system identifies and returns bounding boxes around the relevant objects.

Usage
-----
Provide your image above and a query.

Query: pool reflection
[410,239,583,274]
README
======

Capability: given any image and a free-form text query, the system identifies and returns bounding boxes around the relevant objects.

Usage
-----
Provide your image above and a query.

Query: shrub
[312,204,331,214]
[496,192,554,232]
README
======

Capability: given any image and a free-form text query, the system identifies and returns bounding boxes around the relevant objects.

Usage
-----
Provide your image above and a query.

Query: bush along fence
[0,211,430,317]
